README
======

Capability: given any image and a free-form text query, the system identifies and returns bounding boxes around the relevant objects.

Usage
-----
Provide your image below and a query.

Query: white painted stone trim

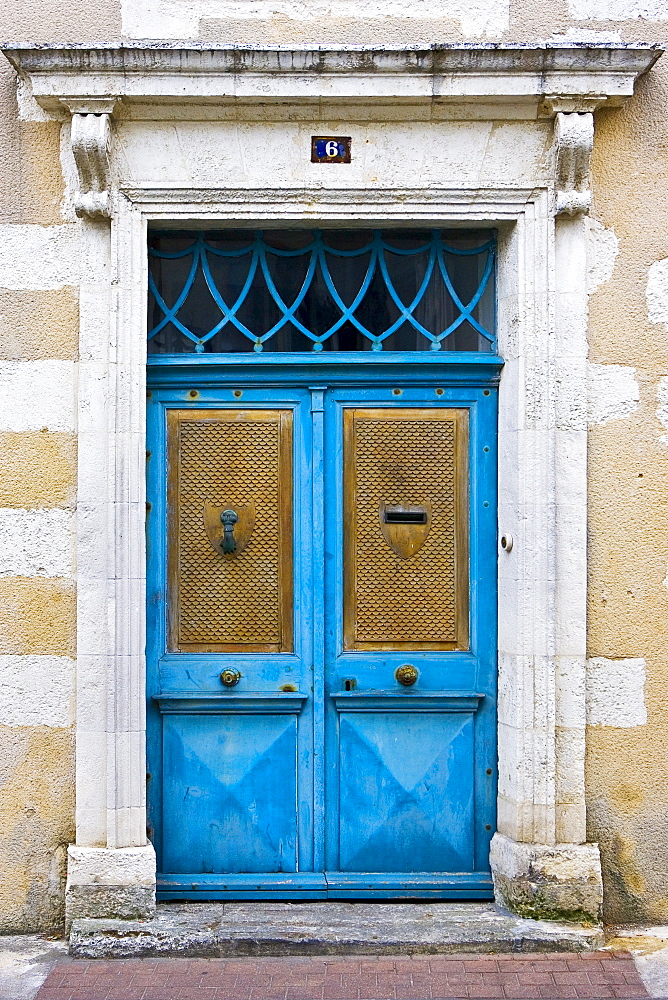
[103,181,586,863]
[72,189,596,914]
[0,360,75,433]
[67,845,157,886]
[75,213,147,854]
[70,113,113,220]
[0,224,81,291]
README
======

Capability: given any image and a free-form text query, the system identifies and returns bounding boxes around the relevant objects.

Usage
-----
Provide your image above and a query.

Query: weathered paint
[586,657,647,728]
[0,289,78,361]
[570,0,668,18]
[0,723,74,933]
[0,578,76,657]
[587,219,619,295]
[121,0,509,39]
[0,655,75,728]
[0,362,74,432]
[15,76,51,123]
[657,377,668,445]
[647,258,668,328]
[587,363,640,425]
[0,0,120,43]
[148,377,498,898]
[586,58,668,922]
[0,509,73,578]
[0,225,80,291]
[0,62,64,226]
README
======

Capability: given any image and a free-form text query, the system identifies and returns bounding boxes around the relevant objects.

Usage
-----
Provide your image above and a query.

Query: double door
[146,377,497,899]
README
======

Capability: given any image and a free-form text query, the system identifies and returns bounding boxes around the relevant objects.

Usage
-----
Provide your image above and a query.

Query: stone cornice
[2,43,662,118]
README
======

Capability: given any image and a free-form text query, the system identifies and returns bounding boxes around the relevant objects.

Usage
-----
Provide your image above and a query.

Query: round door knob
[220,669,241,687]
[395,664,418,687]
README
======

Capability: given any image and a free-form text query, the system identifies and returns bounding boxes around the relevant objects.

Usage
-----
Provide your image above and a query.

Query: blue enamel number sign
[311,136,351,163]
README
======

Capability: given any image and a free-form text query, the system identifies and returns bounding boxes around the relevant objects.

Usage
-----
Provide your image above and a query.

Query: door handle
[220,509,239,553]
[395,664,419,686]
[220,668,242,687]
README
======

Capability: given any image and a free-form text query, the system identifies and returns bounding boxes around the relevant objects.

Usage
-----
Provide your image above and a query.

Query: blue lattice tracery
[148,229,495,354]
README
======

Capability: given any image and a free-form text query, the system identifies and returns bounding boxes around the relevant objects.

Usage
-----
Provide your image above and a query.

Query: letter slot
[379,503,432,559]
[383,507,428,524]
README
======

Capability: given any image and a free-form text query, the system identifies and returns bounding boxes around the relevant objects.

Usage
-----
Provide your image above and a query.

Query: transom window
[148,228,495,354]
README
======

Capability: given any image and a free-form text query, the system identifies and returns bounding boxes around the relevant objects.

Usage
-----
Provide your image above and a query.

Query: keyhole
[343,678,356,691]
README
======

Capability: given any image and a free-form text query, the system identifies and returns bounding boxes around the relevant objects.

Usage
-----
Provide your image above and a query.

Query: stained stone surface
[69,901,604,958]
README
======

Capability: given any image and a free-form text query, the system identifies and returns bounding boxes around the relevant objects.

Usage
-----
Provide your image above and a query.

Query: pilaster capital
[542,94,606,116]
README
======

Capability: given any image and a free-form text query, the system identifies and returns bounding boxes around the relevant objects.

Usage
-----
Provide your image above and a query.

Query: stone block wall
[0,57,78,932]
[1,0,668,932]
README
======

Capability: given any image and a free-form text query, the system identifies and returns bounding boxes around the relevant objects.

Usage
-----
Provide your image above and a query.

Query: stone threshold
[69,902,604,959]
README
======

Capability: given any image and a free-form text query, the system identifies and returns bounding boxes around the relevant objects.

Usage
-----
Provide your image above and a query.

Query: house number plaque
[311,136,352,163]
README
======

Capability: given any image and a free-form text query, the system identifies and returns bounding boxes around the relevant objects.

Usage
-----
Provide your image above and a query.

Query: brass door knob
[395,664,418,687]
[220,669,241,687]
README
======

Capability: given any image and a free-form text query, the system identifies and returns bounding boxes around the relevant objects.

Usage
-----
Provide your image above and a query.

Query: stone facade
[0,0,667,934]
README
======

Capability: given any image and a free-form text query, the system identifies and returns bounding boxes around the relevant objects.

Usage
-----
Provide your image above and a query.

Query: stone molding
[2,43,661,119]
[554,112,594,217]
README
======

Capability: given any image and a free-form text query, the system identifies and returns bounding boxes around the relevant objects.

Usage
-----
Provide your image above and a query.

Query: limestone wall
[0,55,78,932]
[1,0,667,931]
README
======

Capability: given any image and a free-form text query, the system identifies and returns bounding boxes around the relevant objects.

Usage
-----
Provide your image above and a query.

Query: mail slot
[383,508,428,524]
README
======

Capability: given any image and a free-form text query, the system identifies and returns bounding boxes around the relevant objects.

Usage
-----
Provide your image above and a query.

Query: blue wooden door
[146,370,497,900]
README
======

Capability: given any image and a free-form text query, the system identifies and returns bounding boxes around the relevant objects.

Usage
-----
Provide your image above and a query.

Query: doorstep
[69,902,603,959]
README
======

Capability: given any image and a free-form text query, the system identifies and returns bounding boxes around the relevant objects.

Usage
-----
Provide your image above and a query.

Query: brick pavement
[34,951,649,1000]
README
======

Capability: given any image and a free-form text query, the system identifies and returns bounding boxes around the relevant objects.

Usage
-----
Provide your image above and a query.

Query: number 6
[325,140,338,157]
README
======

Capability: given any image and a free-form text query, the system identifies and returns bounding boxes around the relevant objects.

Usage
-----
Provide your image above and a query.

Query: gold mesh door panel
[167,409,293,652]
[343,408,468,651]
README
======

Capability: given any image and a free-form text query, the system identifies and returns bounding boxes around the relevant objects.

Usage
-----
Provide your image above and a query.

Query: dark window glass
[147,228,495,354]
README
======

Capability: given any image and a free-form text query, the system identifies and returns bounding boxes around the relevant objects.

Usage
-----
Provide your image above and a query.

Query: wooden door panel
[147,381,497,898]
[338,710,475,872]
[162,712,298,874]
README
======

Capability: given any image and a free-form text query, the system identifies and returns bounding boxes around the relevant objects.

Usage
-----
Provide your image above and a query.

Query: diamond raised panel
[338,711,475,873]
[162,713,298,874]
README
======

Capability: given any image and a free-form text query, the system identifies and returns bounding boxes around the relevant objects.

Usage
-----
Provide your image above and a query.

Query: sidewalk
[3,945,663,1000]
